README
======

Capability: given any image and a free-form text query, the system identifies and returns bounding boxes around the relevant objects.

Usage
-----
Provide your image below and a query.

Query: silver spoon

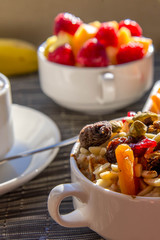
[0,135,79,164]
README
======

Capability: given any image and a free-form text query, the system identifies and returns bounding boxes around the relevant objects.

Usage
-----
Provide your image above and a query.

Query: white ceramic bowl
[48,140,160,240]
[38,43,154,114]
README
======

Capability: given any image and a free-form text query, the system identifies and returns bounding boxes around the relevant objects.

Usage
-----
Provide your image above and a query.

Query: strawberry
[119,19,142,37]
[54,12,83,36]
[76,38,109,67]
[116,42,144,64]
[95,23,118,47]
[47,43,75,66]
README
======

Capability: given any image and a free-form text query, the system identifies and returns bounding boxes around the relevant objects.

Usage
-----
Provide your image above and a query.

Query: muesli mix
[73,111,160,196]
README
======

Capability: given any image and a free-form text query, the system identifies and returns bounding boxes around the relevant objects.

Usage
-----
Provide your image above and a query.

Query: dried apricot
[115,144,136,195]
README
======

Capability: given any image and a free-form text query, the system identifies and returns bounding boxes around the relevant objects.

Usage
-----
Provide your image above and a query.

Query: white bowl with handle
[38,43,154,114]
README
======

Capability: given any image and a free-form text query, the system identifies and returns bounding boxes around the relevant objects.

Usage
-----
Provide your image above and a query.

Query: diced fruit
[119,19,142,37]
[47,43,75,66]
[106,46,118,65]
[45,14,152,67]
[117,42,145,64]
[72,24,97,56]
[44,36,57,57]
[117,27,131,47]
[149,101,159,114]
[132,37,152,54]
[89,21,101,28]
[115,144,136,195]
[76,38,109,67]
[150,94,160,113]
[107,21,119,30]
[44,33,72,57]
[54,12,83,36]
[95,23,118,47]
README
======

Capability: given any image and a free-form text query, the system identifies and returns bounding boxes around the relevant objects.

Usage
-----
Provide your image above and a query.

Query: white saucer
[0,104,61,196]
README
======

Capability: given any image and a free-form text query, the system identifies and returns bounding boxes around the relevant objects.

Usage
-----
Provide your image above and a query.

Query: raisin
[145,151,160,174]
[79,121,112,149]
[106,137,128,163]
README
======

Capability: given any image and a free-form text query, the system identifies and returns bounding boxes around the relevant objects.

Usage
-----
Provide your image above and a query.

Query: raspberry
[76,38,109,67]
[47,44,75,66]
[95,23,118,47]
[119,19,142,37]
[117,42,144,64]
[129,138,157,157]
[54,12,83,36]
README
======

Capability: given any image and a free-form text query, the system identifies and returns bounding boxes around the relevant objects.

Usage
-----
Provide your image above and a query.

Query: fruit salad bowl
[38,13,154,114]
[38,43,153,114]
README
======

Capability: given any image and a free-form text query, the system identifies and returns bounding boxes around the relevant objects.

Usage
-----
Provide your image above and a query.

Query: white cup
[0,73,14,158]
[38,43,154,114]
[48,141,160,240]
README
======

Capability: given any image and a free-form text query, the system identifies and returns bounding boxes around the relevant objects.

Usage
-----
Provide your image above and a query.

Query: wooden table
[0,52,159,240]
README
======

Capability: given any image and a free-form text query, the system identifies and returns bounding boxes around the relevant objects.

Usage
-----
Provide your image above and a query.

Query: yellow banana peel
[0,38,38,76]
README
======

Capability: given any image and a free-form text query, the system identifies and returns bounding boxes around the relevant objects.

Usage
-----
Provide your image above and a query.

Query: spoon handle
[0,135,79,164]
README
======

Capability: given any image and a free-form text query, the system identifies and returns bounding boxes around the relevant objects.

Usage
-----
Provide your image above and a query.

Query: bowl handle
[48,183,88,228]
[97,72,116,104]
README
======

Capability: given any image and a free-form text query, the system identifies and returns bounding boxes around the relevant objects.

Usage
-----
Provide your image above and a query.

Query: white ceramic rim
[38,41,154,70]
[71,138,160,201]
[0,73,10,96]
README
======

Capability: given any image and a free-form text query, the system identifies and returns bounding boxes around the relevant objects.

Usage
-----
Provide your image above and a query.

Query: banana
[0,38,38,76]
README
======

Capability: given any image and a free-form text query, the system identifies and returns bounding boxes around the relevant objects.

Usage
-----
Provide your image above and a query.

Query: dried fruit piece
[145,151,160,174]
[54,12,83,36]
[115,144,136,195]
[76,38,109,67]
[106,137,128,163]
[79,121,112,149]
[95,22,118,47]
[127,111,136,117]
[117,42,144,64]
[119,19,142,37]
[129,138,157,157]
[47,43,75,66]
[149,101,159,114]
[151,94,160,112]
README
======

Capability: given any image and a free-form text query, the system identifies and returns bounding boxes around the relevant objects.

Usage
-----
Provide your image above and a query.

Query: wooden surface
[0,52,159,239]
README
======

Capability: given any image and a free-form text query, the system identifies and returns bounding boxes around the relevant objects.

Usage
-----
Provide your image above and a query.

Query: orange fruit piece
[106,46,118,65]
[157,87,160,94]
[151,93,160,111]
[117,27,131,47]
[72,23,97,56]
[132,37,152,55]
[149,100,159,114]
[107,21,119,30]
[89,21,101,29]
[115,144,136,195]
